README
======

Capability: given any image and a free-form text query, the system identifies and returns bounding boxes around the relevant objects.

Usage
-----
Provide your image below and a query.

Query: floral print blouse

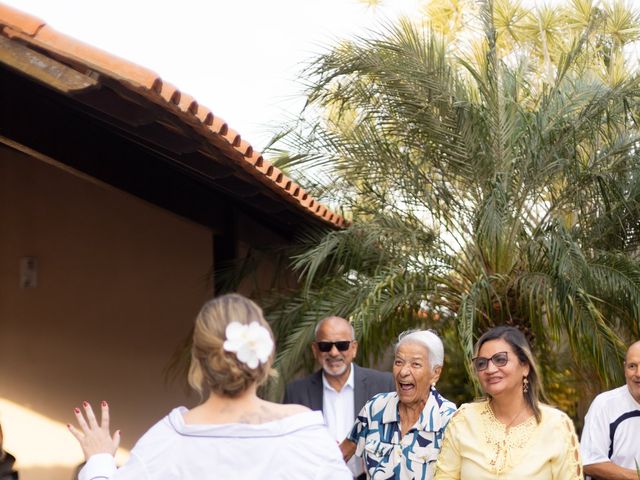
[348,388,457,479]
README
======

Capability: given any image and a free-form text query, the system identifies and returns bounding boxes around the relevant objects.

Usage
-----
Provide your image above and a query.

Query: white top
[79,407,351,480]
[580,385,640,470]
[322,366,362,477]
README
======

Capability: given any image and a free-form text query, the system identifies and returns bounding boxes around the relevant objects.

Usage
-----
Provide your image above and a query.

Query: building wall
[0,147,213,479]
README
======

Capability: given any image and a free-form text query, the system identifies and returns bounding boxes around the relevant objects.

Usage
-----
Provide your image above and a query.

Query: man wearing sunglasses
[283,316,394,480]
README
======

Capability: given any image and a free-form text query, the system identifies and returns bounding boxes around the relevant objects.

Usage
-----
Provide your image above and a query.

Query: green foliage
[262,0,640,408]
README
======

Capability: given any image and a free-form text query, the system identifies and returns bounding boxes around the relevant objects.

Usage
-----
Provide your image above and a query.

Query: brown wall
[0,146,213,479]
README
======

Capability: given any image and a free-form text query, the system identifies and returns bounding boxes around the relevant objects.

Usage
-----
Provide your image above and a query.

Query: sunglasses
[315,341,352,352]
[472,351,509,371]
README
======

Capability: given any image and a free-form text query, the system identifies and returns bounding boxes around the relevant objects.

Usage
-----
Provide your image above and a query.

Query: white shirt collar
[322,364,355,392]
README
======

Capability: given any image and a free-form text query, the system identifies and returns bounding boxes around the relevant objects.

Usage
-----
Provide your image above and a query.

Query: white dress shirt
[322,366,363,477]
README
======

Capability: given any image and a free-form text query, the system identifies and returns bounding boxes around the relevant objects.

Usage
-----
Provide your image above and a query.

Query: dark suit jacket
[283,364,395,415]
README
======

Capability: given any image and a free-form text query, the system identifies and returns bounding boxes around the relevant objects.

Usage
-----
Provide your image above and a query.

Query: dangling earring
[523,377,529,394]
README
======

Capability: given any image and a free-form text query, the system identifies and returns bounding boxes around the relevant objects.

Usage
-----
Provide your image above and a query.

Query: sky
[3,0,421,152]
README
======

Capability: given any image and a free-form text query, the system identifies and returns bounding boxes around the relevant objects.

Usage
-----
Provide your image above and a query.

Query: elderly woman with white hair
[339,330,456,480]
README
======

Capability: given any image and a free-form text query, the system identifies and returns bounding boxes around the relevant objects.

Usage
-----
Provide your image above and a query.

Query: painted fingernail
[82,401,89,408]
[101,400,107,407]
[67,423,72,429]
[74,408,80,414]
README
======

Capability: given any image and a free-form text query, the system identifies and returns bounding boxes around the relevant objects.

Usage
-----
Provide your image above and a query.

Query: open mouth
[398,382,415,392]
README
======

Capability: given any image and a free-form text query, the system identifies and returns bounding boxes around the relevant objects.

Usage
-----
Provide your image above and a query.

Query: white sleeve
[580,396,610,466]
[289,422,351,480]
[312,437,352,480]
[78,453,148,480]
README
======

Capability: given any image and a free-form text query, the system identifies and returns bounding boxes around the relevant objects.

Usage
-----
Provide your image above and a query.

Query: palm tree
[262,0,640,407]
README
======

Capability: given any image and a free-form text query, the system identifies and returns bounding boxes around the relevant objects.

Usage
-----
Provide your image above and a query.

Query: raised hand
[68,401,121,460]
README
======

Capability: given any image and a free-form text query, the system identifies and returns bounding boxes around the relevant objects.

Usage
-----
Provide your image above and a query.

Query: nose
[485,359,499,373]
[329,344,341,355]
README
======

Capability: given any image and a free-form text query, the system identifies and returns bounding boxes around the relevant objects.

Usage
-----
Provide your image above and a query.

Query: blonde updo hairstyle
[188,293,274,398]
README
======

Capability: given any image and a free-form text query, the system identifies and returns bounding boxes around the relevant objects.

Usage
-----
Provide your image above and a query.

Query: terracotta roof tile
[237,139,253,158]
[195,104,214,125]
[0,4,44,36]
[0,4,345,228]
[32,27,162,93]
[224,127,242,148]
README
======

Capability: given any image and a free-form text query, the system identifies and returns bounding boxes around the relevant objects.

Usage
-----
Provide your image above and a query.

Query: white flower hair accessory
[223,321,274,369]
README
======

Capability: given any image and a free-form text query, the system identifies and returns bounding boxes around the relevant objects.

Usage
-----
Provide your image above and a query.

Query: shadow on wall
[0,398,128,480]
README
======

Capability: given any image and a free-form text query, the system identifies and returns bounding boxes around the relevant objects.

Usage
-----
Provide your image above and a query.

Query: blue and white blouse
[348,388,456,480]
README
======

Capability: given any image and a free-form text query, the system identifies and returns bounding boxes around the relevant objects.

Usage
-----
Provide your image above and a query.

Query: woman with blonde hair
[69,293,350,480]
[434,325,582,479]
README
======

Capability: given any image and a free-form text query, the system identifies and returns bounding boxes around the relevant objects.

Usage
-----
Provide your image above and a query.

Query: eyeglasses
[316,341,352,352]
[472,351,509,371]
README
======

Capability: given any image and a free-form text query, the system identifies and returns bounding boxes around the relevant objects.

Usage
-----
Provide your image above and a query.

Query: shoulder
[539,404,576,429]
[354,364,392,380]
[354,364,394,390]
[267,402,311,417]
[585,386,627,414]
[437,402,476,435]
[130,410,179,454]
[285,372,319,389]
[461,400,486,413]
[284,372,321,401]
[450,400,485,421]
[432,388,456,410]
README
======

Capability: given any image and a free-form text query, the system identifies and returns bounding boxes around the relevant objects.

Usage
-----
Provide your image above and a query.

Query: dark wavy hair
[474,326,545,422]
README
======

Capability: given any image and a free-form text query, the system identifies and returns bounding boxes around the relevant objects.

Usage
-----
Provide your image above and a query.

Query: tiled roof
[0,3,345,228]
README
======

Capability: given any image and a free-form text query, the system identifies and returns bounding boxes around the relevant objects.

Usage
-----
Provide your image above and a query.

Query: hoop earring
[523,377,529,394]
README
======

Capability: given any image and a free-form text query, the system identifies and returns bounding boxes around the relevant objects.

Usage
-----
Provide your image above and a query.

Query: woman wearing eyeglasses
[434,325,582,480]
[340,329,457,479]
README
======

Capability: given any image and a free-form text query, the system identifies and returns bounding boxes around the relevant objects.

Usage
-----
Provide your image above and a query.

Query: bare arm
[584,462,638,480]
[339,439,356,462]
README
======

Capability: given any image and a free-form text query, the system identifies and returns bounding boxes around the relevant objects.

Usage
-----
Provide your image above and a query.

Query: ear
[311,342,320,361]
[523,364,530,378]
[351,340,358,356]
[431,365,442,384]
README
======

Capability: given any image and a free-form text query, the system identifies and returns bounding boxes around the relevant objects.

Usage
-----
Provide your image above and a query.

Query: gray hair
[395,329,444,372]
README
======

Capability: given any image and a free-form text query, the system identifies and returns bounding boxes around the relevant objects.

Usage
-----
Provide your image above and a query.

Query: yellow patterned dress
[433,400,582,480]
